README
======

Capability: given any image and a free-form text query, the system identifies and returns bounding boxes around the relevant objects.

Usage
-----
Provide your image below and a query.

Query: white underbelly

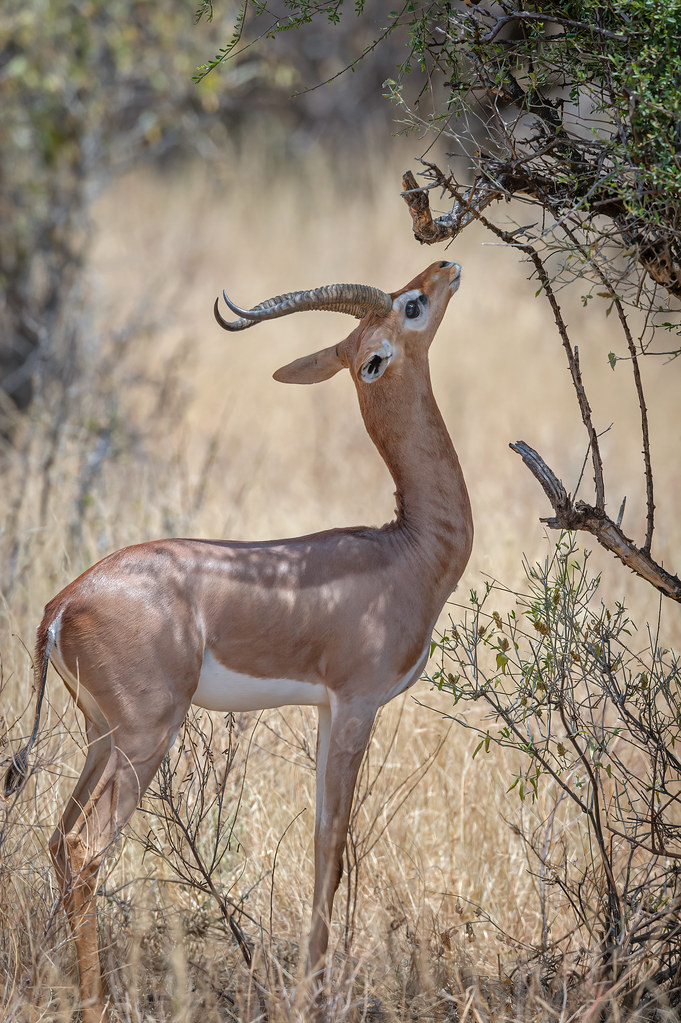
[192,648,329,712]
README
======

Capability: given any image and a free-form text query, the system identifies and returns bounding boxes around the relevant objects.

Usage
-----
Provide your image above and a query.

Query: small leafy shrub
[431,534,681,1011]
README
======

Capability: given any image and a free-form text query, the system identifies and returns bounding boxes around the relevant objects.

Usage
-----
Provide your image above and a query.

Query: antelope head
[214,261,462,389]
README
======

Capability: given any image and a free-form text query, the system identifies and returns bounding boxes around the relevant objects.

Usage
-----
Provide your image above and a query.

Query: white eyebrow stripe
[395,288,422,309]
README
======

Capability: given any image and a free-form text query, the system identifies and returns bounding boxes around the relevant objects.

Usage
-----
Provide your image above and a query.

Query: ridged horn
[214,282,393,332]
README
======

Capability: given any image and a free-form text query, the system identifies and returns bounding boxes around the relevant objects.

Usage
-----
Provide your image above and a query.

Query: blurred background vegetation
[0,0,407,434]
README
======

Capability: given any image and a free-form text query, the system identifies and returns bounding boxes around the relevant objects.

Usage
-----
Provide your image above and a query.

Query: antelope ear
[358,339,393,383]
[273,344,344,385]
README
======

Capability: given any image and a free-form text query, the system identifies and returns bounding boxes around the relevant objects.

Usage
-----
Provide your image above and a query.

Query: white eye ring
[398,289,429,330]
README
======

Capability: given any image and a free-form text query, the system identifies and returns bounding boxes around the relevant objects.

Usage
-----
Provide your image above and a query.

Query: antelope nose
[444,262,462,290]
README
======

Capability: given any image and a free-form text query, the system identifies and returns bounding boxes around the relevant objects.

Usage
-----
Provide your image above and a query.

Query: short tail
[4,618,55,796]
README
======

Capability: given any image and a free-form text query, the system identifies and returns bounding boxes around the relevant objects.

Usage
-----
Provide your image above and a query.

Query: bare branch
[527,256,606,511]
[612,299,655,554]
[481,11,631,43]
[558,221,656,554]
[402,146,681,302]
[510,441,681,602]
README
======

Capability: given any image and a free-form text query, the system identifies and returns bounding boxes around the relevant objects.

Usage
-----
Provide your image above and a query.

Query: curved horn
[214,283,393,332]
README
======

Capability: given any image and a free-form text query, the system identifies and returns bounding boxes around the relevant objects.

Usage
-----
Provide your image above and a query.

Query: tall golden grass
[1,140,680,1021]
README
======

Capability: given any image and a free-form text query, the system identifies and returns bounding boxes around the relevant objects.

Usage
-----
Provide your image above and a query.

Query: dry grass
[1,139,680,1021]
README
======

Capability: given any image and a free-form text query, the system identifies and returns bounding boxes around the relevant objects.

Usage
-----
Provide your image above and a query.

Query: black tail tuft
[4,746,30,796]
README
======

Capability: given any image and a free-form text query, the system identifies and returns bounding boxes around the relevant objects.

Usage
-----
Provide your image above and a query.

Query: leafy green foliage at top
[590,1,681,208]
[477,1,681,276]
[209,1,681,310]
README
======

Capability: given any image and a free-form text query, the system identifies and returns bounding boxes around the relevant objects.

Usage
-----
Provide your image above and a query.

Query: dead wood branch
[510,441,681,602]
[401,164,681,300]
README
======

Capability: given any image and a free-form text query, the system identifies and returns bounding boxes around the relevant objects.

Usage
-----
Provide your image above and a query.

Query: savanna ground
[1,138,680,1021]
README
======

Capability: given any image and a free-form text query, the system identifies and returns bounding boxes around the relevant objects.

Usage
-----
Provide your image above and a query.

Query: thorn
[616,496,626,527]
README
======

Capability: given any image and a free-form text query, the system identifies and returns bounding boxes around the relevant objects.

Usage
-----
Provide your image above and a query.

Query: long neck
[356,365,473,590]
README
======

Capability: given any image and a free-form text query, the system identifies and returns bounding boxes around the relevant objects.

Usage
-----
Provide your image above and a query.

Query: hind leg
[52,705,188,1023]
[49,717,111,888]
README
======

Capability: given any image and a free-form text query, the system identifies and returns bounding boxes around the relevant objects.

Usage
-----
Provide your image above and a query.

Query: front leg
[308,697,376,977]
[315,704,332,840]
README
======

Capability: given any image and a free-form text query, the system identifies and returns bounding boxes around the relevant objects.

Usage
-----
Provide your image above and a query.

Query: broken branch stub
[511,441,681,603]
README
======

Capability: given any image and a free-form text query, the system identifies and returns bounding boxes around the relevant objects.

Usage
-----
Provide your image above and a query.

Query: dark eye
[405,299,420,319]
